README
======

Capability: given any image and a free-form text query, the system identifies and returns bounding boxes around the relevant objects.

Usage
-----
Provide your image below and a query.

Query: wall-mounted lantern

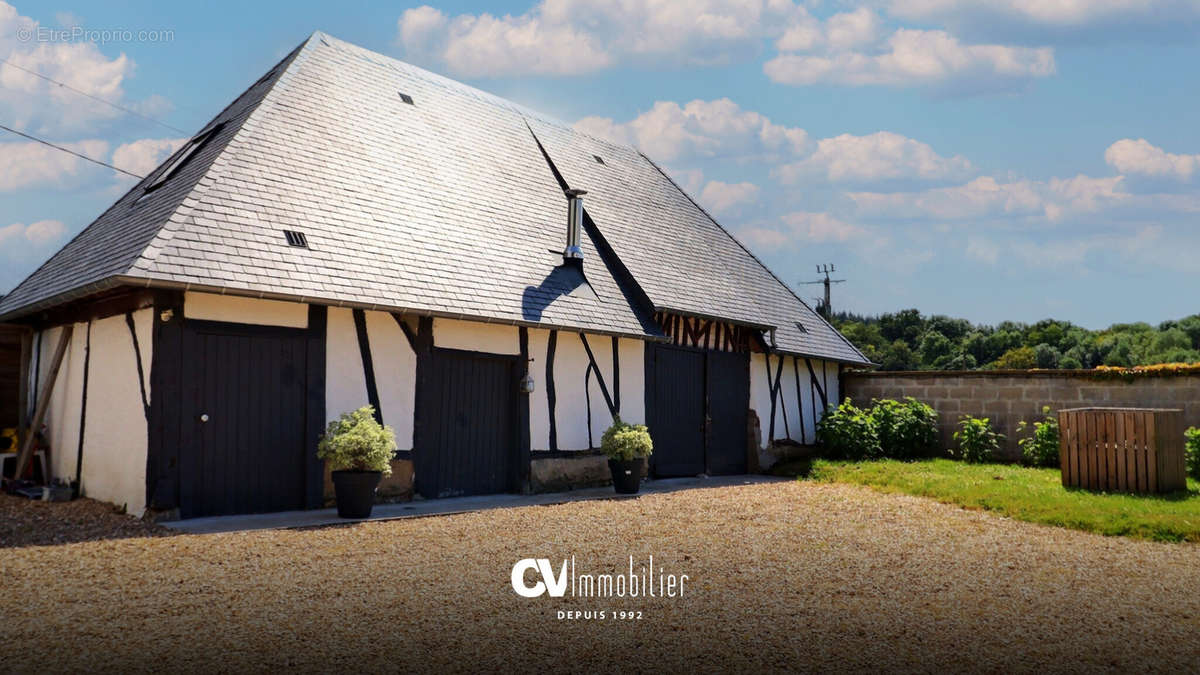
[160,309,175,323]
[520,373,535,394]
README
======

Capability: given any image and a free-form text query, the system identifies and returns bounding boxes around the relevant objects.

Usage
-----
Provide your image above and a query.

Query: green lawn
[799,458,1200,543]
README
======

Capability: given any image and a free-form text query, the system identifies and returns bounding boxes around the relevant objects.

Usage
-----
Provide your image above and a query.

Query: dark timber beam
[546,330,558,451]
[391,312,418,353]
[579,333,616,418]
[12,324,72,479]
[74,321,92,487]
[125,312,150,421]
[352,308,382,424]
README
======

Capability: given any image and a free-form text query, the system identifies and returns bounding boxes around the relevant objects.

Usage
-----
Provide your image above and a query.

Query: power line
[0,123,144,179]
[0,57,188,134]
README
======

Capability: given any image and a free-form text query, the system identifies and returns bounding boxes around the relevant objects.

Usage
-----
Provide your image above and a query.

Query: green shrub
[951,415,1004,463]
[316,406,396,474]
[1186,427,1200,481]
[871,397,938,459]
[816,399,881,460]
[1017,406,1060,468]
[601,416,653,461]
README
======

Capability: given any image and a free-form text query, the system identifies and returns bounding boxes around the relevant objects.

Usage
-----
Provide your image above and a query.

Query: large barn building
[0,33,869,519]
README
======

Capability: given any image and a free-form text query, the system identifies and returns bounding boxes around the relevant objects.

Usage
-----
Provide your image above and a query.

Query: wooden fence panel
[1058,408,1184,494]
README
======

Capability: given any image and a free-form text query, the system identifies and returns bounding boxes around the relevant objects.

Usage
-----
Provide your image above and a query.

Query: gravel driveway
[2,481,1198,672]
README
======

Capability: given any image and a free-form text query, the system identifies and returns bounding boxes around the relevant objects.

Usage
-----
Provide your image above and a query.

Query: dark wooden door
[705,350,749,475]
[179,323,309,518]
[418,349,517,499]
[648,345,707,476]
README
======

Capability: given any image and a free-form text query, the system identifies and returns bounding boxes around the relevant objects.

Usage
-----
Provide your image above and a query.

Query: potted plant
[317,406,396,518]
[601,416,653,494]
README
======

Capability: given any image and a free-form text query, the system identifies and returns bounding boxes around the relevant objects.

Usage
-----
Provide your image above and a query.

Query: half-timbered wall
[749,352,839,448]
[654,312,762,352]
[28,309,153,516]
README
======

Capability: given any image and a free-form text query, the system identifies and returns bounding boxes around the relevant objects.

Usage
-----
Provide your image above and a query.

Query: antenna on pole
[801,263,846,319]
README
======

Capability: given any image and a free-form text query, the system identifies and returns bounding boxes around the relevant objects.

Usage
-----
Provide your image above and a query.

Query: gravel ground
[1,481,1199,673]
[0,494,169,548]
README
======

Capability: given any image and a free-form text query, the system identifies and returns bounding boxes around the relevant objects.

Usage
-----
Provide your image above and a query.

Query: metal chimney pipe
[563,188,587,263]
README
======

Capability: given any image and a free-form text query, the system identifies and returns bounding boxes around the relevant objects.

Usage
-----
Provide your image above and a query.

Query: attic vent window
[593,155,605,165]
[795,321,809,333]
[398,92,414,105]
[283,230,308,248]
[141,123,224,195]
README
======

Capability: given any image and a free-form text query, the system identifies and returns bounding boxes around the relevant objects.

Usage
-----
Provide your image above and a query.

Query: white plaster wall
[529,332,645,451]
[616,338,645,426]
[749,352,772,448]
[433,318,519,354]
[326,307,369,424]
[43,323,84,485]
[750,353,839,447]
[528,329,551,450]
[364,310,415,448]
[79,309,152,515]
[183,292,308,328]
[28,312,152,515]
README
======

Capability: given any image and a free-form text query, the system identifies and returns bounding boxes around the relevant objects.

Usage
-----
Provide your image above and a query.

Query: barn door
[179,322,309,518]
[705,350,749,475]
[648,345,706,476]
[418,349,517,499]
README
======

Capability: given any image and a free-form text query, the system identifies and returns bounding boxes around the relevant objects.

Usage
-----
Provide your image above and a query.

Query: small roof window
[142,123,224,194]
[399,92,414,105]
[593,155,605,165]
[795,321,809,334]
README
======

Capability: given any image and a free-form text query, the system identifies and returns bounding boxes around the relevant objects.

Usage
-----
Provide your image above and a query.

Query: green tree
[992,346,1037,369]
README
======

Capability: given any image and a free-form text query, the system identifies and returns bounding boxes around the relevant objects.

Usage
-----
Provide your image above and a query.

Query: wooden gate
[417,348,518,499]
[646,344,749,477]
[1058,407,1186,494]
[179,321,311,518]
[648,345,706,476]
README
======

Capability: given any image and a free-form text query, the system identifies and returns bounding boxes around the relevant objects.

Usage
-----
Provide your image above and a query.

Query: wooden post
[16,327,32,433]
[11,325,72,480]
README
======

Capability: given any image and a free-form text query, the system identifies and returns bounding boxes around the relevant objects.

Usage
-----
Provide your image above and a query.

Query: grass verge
[806,458,1200,543]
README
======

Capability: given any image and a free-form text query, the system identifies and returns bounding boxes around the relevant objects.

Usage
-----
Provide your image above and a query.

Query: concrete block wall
[842,371,1200,461]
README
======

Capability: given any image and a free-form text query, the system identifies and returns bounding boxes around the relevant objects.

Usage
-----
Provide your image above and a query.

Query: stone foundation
[530,453,613,492]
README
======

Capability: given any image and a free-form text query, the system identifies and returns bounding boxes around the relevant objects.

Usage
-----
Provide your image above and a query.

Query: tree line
[832,309,1200,371]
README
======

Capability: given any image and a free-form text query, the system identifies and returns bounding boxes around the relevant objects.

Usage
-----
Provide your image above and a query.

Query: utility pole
[802,264,845,319]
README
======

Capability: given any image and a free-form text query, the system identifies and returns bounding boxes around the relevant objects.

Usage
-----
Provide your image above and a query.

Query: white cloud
[580,100,971,186]
[0,139,109,190]
[885,0,1200,43]
[773,130,972,183]
[112,137,188,177]
[1105,138,1199,181]
[574,98,808,163]
[739,211,867,249]
[965,236,1000,265]
[396,0,805,77]
[765,27,1055,91]
[0,219,66,247]
[849,174,1127,221]
[0,1,165,134]
[699,180,759,214]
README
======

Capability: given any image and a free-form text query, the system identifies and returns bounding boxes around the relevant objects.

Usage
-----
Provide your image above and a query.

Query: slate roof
[0,32,869,364]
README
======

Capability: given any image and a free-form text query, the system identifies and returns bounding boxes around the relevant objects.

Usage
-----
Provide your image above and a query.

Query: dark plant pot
[331,470,382,518]
[608,458,645,494]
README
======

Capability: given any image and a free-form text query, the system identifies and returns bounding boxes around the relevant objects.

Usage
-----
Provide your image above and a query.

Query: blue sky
[2,1,1199,328]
